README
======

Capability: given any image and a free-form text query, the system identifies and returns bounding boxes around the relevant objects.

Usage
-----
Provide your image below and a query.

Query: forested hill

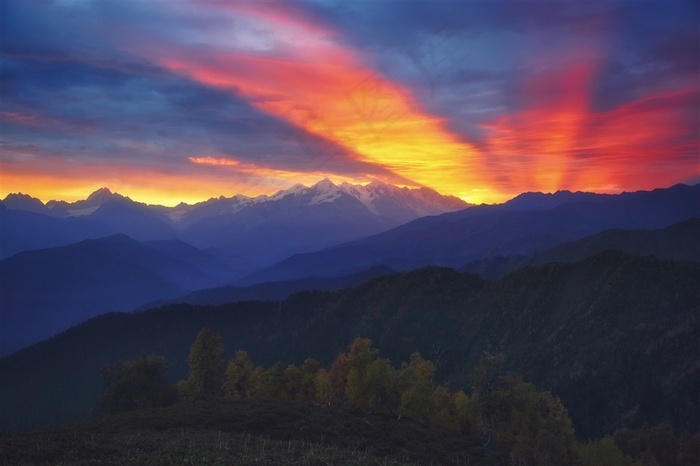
[1,250,698,440]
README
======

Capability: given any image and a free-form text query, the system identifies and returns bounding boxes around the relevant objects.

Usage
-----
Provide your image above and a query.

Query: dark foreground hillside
[0,399,481,465]
[2,399,698,466]
[2,251,698,440]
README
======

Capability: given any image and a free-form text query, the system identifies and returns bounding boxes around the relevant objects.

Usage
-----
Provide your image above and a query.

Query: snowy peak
[339,180,468,218]
[24,179,469,226]
[262,179,468,214]
[308,178,342,205]
[270,183,308,201]
[313,178,338,191]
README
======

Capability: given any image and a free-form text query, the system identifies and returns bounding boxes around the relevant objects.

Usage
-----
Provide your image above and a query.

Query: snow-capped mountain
[177,179,470,265]
[168,178,469,228]
[2,179,470,268]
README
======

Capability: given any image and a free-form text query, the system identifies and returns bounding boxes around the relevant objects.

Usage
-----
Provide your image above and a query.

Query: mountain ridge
[1,250,697,439]
[2,179,470,267]
[2,179,469,223]
[238,183,700,285]
[0,233,231,356]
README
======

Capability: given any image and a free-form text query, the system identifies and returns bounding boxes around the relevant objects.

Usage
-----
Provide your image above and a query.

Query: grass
[0,399,483,465]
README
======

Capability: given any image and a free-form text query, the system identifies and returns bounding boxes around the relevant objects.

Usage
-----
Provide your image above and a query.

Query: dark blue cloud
[290,1,698,145]
[0,0,396,179]
[1,0,697,194]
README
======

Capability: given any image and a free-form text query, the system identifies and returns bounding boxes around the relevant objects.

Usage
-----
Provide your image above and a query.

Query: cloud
[0,0,697,205]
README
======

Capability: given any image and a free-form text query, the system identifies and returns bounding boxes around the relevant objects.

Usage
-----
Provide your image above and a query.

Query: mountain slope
[145,264,397,308]
[0,204,116,259]
[181,179,469,267]
[1,193,58,216]
[0,234,224,356]
[0,399,483,466]
[86,199,181,241]
[241,184,700,284]
[2,251,697,439]
[464,218,700,277]
[3,181,468,267]
[182,181,386,266]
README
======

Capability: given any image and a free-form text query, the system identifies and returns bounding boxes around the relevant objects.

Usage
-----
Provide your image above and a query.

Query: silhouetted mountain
[86,199,180,242]
[463,218,700,277]
[0,234,226,356]
[45,187,128,216]
[143,239,247,284]
[240,184,700,284]
[2,251,697,440]
[0,193,58,216]
[501,189,610,211]
[145,265,397,308]
[4,181,467,269]
[0,204,116,259]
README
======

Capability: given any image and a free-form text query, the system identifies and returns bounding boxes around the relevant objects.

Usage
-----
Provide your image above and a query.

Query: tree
[315,368,333,406]
[345,337,379,409]
[99,353,178,414]
[299,358,321,402]
[223,350,254,399]
[471,352,578,464]
[399,352,436,424]
[180,327,225,402]
[329,352,350,404]
[283,364,302,400]
[472,351,508,449]
[368,358,399,414]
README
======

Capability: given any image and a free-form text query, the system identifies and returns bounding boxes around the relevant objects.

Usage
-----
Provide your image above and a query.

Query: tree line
[99,327,699,466]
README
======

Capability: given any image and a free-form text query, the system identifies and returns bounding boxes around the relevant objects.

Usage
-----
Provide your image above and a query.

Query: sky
[1,0,698,206]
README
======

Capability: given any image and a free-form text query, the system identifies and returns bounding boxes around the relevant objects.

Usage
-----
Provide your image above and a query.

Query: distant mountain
[0,193,56,215]
[240,184,700,285]
[179,179,469,266]
[144,264,397,308]
[3,180,468,268]
[87,199,180,242]
[0,234,228,356]
[1,251,697,439]
[0,204,116,259]
[143,239,251,284]
[501,189,610,211]
[45,187,128,216]
[463,218,700,277]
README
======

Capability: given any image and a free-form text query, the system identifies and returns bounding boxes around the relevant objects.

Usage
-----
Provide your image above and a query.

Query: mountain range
[1,251,697,439]
[241,183,699,284]
[463,217,700,277]
[0,234,219,356]
[143,218,700,309]
[1,180,468,267]
[1,182,698,356]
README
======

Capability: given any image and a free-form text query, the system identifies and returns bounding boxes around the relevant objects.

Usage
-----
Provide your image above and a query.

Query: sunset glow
[1,1,697,205]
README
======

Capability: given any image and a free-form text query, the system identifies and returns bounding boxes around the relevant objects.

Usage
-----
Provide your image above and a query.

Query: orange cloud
[482,55,699,196]
[2,157,321,207]
[1,160,244,206]
[573,89,699,191]
[187,155,373,188]
[482,59,598,194]
[150,3,488,202]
